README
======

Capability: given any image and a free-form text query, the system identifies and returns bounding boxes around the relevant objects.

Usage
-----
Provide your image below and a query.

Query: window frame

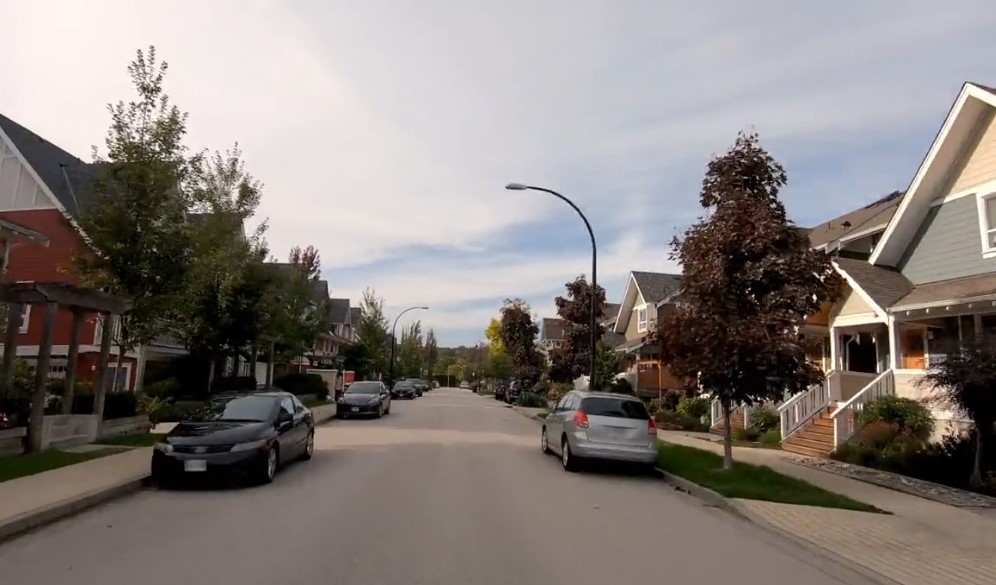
[636,305,648,332]
[975,191,996,258]
[18,304,30,334]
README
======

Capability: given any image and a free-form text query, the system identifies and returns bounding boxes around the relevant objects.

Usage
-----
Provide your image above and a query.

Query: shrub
[212,376,257,393]
[858,420,900,448]
[760,429,781,446]
[68,392,138,419]
[733,427,761,442]
[654,410,708,432]
[610,378,634,394]
[647,398,666,416]
[273,373,328,399]
[662,389,683,412]
[832,443,882,468]
[156,400,206,422]
[677,396,710,420]
[751,408,780,433]
[547,383,571,403]
[137,394,168,425]
[857,396,933,442]
[516,391,548,408]
[142,378,181,400]
[531,380,551,395]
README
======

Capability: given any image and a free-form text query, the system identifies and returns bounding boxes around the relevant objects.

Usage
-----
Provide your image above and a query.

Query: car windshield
[580,397,650,420]
[346,382,381,394]
[187,395,276,423]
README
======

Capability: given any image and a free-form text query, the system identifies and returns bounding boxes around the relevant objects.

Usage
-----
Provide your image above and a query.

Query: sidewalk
[0,446,151,543]
[658,430,996,585]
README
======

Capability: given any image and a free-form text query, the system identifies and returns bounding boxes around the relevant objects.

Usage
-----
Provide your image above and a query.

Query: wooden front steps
[780,405,835,458]
[710,407,745,437]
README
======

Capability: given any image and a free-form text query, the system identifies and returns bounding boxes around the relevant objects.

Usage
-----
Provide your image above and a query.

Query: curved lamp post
[388,305,429,387]
[505,183,599,390]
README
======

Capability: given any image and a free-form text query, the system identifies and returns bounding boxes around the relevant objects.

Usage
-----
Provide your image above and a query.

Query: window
[291,395,306,413]
[556,393,572,411]
[636,306,648,332]
[580,397,650,420]
[18,304,30,334]
[280,397,295,417]
[977,193,996,256]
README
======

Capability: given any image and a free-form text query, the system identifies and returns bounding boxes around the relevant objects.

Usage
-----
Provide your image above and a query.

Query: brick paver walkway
[658,430,996,585]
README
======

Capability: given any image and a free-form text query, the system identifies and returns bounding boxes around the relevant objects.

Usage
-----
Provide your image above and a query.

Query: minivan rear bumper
[573,441,658,464]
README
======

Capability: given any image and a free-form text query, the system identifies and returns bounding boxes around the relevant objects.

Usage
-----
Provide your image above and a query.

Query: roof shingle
[329,298,351,323]
[834,257,913,309]
[807,191,903,249]
[632,272,683,305]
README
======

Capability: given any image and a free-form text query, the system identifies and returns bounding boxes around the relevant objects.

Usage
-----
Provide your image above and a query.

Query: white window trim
[18,304,30,334]
[976,191,996,259]
[106,362,132,392]
[636,305,648,333]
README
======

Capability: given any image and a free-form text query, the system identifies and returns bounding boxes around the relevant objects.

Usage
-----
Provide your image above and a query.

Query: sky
[2,1,996,346]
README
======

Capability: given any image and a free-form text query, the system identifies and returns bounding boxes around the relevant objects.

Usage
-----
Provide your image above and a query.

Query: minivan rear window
[580,397,650,420]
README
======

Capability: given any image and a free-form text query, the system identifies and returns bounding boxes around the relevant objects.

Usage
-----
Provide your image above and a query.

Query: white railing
[778,378,830,439]
[710,398,745,429]
[149,333,184,349]
[831,369,894,448]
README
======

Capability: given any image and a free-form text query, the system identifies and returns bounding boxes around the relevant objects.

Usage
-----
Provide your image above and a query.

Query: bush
[760,429,781,446]
[516,391,548,408]
[733,427,761,442]
[531,380,551,395]
[654,410,708,432]
[647,398,666,416]
[547,383,571,403]
[661,389,682,412]
[212,376,257,393]
[156,400,206,422]
[857,396,934,442]
[610,378,634,394]
[751,408,780,433]
[676,396,710,420]
[142,378,181,400]
[858,420,900,448]
[137,394,168,425]
[273,373,329,399]
[67,392,138,419]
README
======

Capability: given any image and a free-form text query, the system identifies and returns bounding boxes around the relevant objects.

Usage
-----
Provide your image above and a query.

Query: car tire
[301,430,314,461]
[376,404,384,418]
[385,403,391,415]
[541,427,550,454]
[561,437,579,472]
[259,446,279,484]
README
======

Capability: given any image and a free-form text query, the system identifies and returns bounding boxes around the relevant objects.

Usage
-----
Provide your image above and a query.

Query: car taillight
[647,417,657,435]
[573,411,589,428]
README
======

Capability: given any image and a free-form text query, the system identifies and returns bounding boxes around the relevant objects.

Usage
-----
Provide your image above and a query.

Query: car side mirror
[278,411,293,424]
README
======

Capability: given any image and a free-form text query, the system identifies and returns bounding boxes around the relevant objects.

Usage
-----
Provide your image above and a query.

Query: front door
[900,326,926,370]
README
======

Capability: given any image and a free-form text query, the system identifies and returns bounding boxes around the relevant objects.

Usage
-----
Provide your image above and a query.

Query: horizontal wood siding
[899,196,996,285]
[949,109,996,194]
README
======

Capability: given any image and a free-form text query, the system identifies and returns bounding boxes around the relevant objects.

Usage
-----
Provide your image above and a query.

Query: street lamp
[505,183,599,390]
[388,305,429,388]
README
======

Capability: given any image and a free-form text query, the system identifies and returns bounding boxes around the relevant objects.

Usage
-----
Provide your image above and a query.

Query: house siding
[0,208,99,348]
[898,196,996,285]
[0,141,56,210]
[836,287,875,317]
[948,109,996,194]
[624,296,651,341]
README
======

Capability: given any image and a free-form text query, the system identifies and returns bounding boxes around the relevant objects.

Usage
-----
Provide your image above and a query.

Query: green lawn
[303,397,331,408]
[0,450,103,483]
[656,443,882,512]
[97,432,167,447]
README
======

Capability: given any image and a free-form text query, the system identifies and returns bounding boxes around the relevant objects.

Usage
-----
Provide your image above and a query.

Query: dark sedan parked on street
[391,380,416,399]
[151,391,314,486]
[338,381,392,418]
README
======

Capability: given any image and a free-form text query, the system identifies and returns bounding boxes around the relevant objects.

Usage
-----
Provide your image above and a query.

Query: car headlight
[154,442,173,454]
[230,439,269,452]
[368,396,381,404]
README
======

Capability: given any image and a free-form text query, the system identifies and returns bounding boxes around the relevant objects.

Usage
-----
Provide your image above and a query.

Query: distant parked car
[151,391,314,486]
[541,391,658,472]
[338,381,392,418]
[504,380,523,404]
[411,379,430,394]
[459,381,470,389]
[392,380,417,399]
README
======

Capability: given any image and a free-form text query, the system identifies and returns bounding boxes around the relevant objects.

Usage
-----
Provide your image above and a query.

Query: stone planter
[41,414,99,450]
[0,426,26,457]
[310,404,337,424]
[98,415,152,439]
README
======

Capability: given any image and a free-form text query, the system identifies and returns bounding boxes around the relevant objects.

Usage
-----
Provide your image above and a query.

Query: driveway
[0,387,880,584]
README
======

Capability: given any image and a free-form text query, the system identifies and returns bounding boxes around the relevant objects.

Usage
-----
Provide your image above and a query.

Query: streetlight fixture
[388,305,429,388]
[504,183,599,390]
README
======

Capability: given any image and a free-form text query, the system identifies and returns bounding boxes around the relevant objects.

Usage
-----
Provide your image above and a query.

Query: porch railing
[831,369,894,448]
[778,375,833,439]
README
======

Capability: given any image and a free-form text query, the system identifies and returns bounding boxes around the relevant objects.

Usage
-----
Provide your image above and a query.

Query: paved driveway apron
[0,388,880,585]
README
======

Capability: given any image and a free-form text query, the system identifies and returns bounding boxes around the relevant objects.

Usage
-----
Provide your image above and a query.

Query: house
[0,112,153,391]
[779,82,996,457]
[348,307,362,342]
[538,303,623,364]
[610,271,686,395]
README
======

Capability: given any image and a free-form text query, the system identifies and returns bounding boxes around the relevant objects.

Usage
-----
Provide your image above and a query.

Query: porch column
[0,302,24,397]
[62,309,84,414]
[974,314,983,340]
[26,301,57,453]
[134,345,147,392]
[93,312,114,421]
[829,327,840,371]
[265,339,275,386]
[887,317,900,370]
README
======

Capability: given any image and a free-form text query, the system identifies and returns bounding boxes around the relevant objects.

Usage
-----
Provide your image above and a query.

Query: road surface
[0,387,881,584]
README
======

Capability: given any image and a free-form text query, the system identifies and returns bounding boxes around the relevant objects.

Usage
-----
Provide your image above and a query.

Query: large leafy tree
[499,298,543,385]
[919,337,996,489]
[355,288,390,377]
[656,132,840,470]
[423,329,439,381]
[398,320,424,378]
[485,319,504,355]
[269,245,332,361]
[75,46,196,388]
[550,275,606,383]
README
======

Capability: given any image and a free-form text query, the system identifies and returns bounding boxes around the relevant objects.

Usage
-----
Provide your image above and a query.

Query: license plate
[184,459,207,472]
[351,407,359,412]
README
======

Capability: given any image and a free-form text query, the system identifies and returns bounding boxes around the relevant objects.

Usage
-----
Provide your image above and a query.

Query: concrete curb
[653,467,750,520]
[0,476,149,545]
[510,405,547,422]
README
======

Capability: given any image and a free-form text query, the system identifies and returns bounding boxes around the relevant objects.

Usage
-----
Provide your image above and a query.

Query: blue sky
[3,1,996,345]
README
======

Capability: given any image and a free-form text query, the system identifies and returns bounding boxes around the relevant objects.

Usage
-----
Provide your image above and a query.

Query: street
[0,388,881,585]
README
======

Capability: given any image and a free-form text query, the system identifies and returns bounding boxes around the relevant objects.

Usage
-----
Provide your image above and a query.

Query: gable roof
[0,112,98,216]
[807,191,903,250]
[632,271,683,305]
[541,318,565,342]
[870,82,996,266]
[833,257,914,314]
[310,280,330,303]
[600,303,621,325]
[329,298,351,323]
[349,307,362,325]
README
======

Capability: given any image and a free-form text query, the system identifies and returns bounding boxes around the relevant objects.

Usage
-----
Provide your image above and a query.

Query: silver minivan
[542,391,658,471]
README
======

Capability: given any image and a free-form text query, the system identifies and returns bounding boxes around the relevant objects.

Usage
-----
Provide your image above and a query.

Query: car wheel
[541,427,550,454]
[259,446,279,484]
[301,430,314,461]
[376,404,384,418]
[561,437,579,472]
[385,403,391,415]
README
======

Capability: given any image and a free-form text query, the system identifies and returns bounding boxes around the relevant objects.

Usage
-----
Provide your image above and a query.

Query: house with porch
[538,303,623,366]
[778,82,996,457]
[610,271,687,396]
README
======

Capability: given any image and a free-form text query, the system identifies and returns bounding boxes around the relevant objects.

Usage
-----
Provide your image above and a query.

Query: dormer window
[637,306,648,332]
[976,192,996,257]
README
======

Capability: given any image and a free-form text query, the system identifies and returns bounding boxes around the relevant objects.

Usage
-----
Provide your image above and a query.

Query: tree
[268,245,332,361]
[288,245,320,280]
[398,320,423,378]
[656,132,841,470]
[593,342,621,390]
[499,298,544,385]
[424,329,439,381]
[74,46,196,393]
[550,275,606,382]
[356,289,390,377]
[919,336,996,489]
[485,319,504,356]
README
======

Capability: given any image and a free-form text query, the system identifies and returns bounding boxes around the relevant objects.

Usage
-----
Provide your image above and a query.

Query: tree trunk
[970,427,984,490]
[206,358,216,395]
[721,399,734,471]
[112,341,128,392]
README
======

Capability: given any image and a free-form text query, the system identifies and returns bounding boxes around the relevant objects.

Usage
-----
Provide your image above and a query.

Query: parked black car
[338,381,392,417]
[494,380,508,401]
[392,380,417,399]
[151,391,314,486]
[504,380,523,404]
[411,379,429,395]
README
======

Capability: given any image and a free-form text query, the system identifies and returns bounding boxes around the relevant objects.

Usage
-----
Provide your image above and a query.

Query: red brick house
[0,113,144,390]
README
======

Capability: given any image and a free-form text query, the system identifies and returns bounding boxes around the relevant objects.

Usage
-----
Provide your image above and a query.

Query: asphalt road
[0,387,882,585]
